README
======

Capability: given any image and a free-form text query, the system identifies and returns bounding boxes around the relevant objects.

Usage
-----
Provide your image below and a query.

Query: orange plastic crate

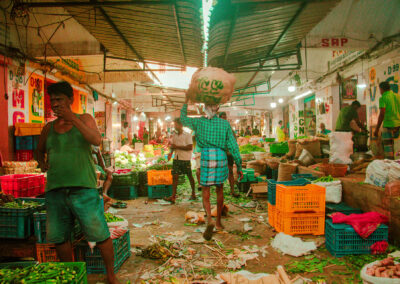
[147,170,172,186]
[275,184,325,213]
[267,203,276,227]
[275,210,325,236]
[36,243,76,263]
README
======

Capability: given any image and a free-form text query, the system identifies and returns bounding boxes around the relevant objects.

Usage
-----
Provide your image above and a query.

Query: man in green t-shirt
[374,81,400,159]
[335,101,364,133]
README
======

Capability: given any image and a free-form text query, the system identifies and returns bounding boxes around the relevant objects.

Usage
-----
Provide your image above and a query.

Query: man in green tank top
[36,81,120,284]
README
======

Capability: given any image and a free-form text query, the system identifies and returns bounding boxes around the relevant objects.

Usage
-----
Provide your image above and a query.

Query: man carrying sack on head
[180,96,243,240]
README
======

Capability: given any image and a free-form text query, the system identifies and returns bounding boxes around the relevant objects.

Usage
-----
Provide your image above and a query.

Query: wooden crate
[250,182,268,199]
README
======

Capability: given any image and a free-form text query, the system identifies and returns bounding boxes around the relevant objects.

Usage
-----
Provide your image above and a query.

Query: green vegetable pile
[104,213,124,223]
[0,262,82,283]
[313,175,338,183]
[239,144,266,154]
[147,163,172,171]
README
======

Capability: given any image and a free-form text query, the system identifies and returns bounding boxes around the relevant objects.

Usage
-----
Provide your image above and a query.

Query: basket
[275,210,325,235]
[267,178,311,205]
[109,185,138,200]
[147,170,172,186]
[148,184,173,199]
[75,230,130,274]
[325,202,363,215]
[0,174,45,197]
[325,219,388,257]
[2,161,39,175]
[329,164,348,177]
[16,150,34,161]
[0,206,33,239]
[33,212,82,244]
[268,203,276,227]
[275,184,326,213]
[253,152,269,160]
[15,136,34,150]
[112,171,138,186]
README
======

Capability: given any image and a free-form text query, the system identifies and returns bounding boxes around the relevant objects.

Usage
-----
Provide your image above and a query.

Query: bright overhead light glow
[294,90,312,100]
[288,86,296,92]
[136,126,139,130]
[278,98,284,104]
[112,92,116,98]
[113,101,117,105]
[133,116,138,121]
[112,123,120,128]
[270,102,277,108]
[235,119,239,124]
[357,83,367,89]
[165,116,171,121]
[157,118,161,123]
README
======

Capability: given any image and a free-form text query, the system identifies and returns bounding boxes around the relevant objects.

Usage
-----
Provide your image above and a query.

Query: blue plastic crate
[75,230,130,274]
[267,178,311,205]
[109,185,138,200]
[325,219,388,257]
[15,136,34,150]
[148,185,173,199]
[291,174,318,181]
[325,202,363,215]
[0,206,33,239]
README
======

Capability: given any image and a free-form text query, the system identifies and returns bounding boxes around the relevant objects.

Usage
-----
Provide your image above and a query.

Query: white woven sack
[329,132,353,164]
[365,160,391,187]
[313,180,342,204]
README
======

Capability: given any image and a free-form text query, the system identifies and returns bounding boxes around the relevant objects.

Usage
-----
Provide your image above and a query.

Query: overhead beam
[18,1,172,8]
[172,2,187,65]
[245,1,307,87]
[222,6,238,67]
[97,6,161,84]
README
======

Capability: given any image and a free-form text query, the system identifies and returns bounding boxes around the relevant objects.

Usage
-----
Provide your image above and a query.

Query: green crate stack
[148,185,173,199]
[108,186,138,200]
[270,142,289,154]
[240,169,257,183]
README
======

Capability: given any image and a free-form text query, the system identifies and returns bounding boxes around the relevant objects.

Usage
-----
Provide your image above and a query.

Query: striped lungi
[382,127,400,159]
[200,148,228,187]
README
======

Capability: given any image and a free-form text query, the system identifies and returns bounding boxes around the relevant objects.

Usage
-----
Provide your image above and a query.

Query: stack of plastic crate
[147,170,173,198]
[272,184,326,235]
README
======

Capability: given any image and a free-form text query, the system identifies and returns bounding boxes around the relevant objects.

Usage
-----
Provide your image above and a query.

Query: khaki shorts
[194,153,201,170]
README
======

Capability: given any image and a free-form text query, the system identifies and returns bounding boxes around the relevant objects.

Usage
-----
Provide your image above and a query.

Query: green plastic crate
[0,206,33,239]
[109,185,138,200]
[75,231,130,274]
[270,142,289,154]
[148,185,173,199]
[325,202,363,215]
[33,212,82,243]
[264,138,276,142]
[112,171,138,186]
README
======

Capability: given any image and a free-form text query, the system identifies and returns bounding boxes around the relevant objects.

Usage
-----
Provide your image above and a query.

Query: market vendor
[219,112,240,198]
[181,96,243,241]
[374,81,400,159]
[244,126,252,136]
[319,123,331,135]
[276,120,285,142]
[36,81,119,284]
[165,118,196,203]
[335,100,364,133]
[252,126,260,136]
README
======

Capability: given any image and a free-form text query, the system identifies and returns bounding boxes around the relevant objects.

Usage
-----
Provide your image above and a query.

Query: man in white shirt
[165,118,196,203]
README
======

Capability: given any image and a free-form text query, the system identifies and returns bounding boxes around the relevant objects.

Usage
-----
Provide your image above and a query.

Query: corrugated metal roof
[57,0,205,67]
[208,0,339,70]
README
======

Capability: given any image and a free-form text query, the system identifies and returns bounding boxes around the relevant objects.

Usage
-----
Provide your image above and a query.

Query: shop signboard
[95,111,106,137]
[8,62,28,125]
[305,36,373,50]
[28,73,45,123]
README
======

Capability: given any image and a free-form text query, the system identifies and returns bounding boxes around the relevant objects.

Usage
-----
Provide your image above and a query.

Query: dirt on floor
[87,182,393,284]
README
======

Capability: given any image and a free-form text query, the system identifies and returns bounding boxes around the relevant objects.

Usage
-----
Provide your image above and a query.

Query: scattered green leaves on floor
[198,268,216,276]
[229,230,262,241]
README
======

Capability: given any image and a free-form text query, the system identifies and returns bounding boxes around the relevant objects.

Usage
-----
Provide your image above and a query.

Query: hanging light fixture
[278,98,284,104]
[270,102,277,108]
[288,86,296,92]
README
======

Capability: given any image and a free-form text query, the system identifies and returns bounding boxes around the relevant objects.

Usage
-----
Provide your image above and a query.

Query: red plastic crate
[16,150,34,161]
[0,174,45,197]
[36,243,76,263]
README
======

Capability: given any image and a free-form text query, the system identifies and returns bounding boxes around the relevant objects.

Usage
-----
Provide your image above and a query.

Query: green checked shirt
[180,104,242,171]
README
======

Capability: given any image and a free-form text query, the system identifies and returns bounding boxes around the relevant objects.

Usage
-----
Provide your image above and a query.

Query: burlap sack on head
[187,67,236,105]
[277,162,298,181]
[287,140,297,157]
[295,140,321,158]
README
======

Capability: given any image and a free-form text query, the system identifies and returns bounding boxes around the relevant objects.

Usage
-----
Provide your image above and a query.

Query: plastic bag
[313,180,342,203]
[187,67,236,105]
[365,160,391,187]
[271,232,317,257]
[330,132,353,164]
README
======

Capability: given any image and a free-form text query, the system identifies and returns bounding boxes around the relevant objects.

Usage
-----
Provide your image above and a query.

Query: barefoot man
[180,95,243,240]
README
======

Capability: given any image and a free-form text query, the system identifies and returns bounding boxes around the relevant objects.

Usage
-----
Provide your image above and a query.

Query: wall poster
[340,78,357,101]
[28,73,44,123]
[8,62,28,125]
